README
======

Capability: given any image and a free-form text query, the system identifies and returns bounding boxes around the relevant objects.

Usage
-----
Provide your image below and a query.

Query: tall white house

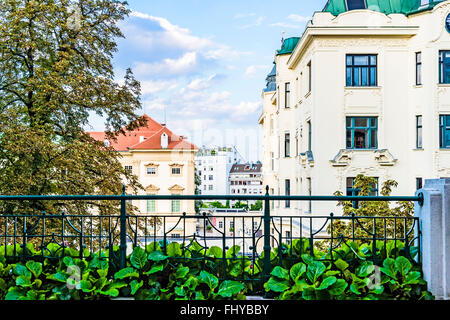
[259,0,450,220]
[195,146,244,196]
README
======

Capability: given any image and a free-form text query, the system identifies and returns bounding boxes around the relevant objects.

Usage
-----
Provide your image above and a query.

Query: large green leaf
[199,271,219,290]
[264,277,290,293]
[130,280,144,295]
[130,247,148,270]
[226,245,241,259]
[404,271,421,285]
[306,261,326,284]
[47,272,68,283]
[355,261,375,278]
[395,256,412,277]
[148,251,168,262]
[5,287,27,300]
[145,263,164,275]
[317,276,337,290]
[290,263,306,282]
[206,246,223,259]
[301,254,315,266]
[380,258,397,279]
[15,275,32,288]
[25,261,42,279]
[14,264,31,278]
[271,266,289,280]
[328,279,348,296]
[114,267,139,280]
[167,242,182,257]
[76,280,94,293]
[217,280,245,298]
[175,265,190,279]
[334,259,349,272]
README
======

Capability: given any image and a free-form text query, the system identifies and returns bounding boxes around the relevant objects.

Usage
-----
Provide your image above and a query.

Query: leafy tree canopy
[0,0,146,215]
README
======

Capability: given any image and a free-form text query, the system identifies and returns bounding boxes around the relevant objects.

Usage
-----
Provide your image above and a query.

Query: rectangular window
[171,199,181,213]
[285,179,291,208]
[346,0,367,10]
[271,152,275,171]
[218,221,223,229]
[346,177,378,208]
[124,166,133,174]
[439,51,450,84]
[147,167,156,175]
[307,178,312,213]
[346,54,377,87]
[416,52,422,85]
[416,115,423,149]
[440,115,450,148]
[285,132,290,157]
[416,178,423,190]
[147,199,156,213]
[346,117,378,149]
[307,121,312,152]
[209,175,214,180]
[307,61,312,93]
[172,167,181,175]
[171,234,181,239]
[285,82,291,108]
[209,185,213,191]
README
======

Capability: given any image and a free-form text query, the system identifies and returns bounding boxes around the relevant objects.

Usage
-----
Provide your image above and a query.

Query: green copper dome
[323,0,445,16]
[277,37,301,56]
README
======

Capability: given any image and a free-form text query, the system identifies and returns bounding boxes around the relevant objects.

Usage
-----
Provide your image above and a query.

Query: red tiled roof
[87,114,198,152]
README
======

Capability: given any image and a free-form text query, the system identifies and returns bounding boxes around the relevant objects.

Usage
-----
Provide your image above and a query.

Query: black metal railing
[0,187,423,285]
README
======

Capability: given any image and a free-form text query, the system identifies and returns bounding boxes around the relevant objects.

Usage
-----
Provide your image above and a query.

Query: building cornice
[287,26,419,69]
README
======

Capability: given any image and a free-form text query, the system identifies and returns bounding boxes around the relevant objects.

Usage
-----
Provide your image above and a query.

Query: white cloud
[270,14,311,29]
[133,52,198,77]
[287,14,311,23]
[244,65,267,78]
[140,79,178,95]
[127,11,247,61]
[187,74,218,91]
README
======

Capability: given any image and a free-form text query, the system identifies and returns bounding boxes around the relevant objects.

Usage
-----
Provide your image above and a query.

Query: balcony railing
[0,186,423,285]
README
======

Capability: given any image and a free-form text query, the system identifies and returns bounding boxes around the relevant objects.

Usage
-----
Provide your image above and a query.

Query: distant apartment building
[259,0,450,222]
[195,146,244,196]
[88,114,198,237]
[229,163,263,205]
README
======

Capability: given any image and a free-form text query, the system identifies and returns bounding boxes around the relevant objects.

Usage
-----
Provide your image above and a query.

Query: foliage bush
[264,239,433,300]
[0,238,433,300]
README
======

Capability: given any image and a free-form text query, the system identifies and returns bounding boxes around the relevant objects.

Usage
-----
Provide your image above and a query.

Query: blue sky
[88,0,325,161]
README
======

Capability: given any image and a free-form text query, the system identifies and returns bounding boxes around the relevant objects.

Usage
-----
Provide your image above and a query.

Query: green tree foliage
[0,0,146,215]
[250,200,262,211]
[328,174,414,244]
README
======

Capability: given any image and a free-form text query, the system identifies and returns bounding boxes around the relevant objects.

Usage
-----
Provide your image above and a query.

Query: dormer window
[346,0,366,10]
[104,140,110,147]
[161,133,169,149]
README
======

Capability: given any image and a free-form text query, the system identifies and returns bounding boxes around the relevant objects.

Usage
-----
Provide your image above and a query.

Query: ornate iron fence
[0,187,423,285]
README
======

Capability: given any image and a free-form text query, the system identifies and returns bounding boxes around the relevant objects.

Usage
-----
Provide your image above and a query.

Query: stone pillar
[415,178,450,300]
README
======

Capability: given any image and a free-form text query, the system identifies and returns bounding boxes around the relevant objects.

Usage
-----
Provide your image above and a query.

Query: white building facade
[229,163,263,205]
[259,0,450,219]
[195,146,244,196]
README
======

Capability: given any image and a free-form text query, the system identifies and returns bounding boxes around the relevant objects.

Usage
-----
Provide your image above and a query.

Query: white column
[415,178,450,300]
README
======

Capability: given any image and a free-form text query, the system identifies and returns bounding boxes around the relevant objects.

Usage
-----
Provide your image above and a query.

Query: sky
[87,0,325,162]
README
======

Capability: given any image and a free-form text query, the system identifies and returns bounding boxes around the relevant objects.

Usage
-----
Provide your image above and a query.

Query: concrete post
[415,178,450,300]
